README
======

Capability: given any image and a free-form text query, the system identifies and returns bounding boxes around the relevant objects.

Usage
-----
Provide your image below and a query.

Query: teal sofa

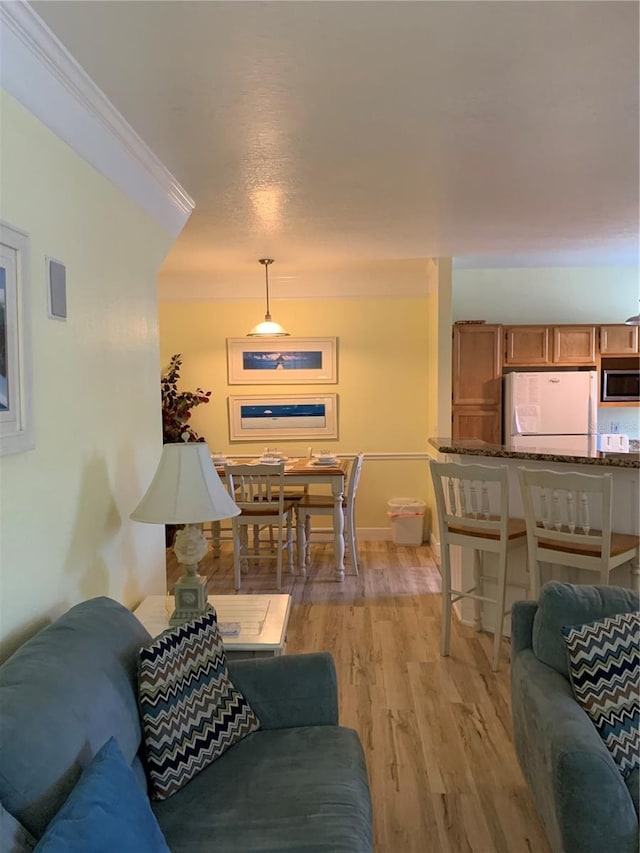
[511,581,639,853]
[0,597,373,852]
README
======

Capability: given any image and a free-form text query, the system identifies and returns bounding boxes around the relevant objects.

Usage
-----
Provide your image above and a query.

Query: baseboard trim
[310,527,431,543]
[430,533,441,562]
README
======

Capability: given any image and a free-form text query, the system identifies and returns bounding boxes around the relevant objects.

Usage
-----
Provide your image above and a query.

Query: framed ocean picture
[228,394,338,440]
[226,337,337,385]
[0,222,33,456]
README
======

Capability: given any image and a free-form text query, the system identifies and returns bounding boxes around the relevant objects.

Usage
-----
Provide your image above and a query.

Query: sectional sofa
[0,596,373,852]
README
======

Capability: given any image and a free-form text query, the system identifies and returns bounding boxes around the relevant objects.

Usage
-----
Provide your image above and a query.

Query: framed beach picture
[0,222,33,456]
[226,337,337,385]
[228,393,338,441]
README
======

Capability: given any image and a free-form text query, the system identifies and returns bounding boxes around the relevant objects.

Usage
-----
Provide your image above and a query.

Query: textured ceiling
[30,1,640,298]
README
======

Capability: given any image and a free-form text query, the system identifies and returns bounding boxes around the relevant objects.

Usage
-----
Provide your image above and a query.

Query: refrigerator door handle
[588,372,597,433]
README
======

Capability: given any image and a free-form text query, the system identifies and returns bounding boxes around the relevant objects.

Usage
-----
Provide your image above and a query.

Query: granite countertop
[429,438,640,469]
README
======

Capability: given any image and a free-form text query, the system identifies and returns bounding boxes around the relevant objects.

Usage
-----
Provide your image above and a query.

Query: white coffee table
[133,594,292,659]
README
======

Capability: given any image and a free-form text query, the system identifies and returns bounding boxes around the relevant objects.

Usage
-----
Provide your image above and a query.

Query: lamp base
[169,525,214,627]
[169,572,214,627]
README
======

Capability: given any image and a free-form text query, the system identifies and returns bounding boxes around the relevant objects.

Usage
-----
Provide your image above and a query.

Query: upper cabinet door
[552,326,597,364]
[504,325,597,365]
[504,326,550,365]
[600,324,639,355]
[452,324,502,406]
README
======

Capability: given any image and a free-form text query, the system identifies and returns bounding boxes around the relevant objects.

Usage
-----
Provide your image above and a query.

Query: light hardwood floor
[167,537,551,853]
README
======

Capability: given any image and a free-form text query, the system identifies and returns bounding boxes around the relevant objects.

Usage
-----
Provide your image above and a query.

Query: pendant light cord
[260,258,274,321]
[248,258,288,336]
[264,263,271,320]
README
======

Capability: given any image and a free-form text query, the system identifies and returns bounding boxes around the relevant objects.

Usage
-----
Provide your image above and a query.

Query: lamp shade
[130,442,240,524]
[247,318,290,336]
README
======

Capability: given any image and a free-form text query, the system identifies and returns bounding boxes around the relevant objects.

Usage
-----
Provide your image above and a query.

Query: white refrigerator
[504,370,597,454]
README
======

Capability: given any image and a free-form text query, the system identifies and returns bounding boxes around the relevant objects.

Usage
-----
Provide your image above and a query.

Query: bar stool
[517,466,640,597]
[429,459,528,671]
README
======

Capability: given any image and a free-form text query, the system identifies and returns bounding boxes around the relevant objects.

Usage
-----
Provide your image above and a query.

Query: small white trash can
[387,497,427,546]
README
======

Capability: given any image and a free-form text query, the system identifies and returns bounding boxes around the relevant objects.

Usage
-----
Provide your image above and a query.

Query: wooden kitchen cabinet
[600,324,639,355]
[452,324,502,443]
[504,326,549,365]
[552,326,597,364]
[452,407,502,446]
[504,324,597,366]
[452,324,502,405]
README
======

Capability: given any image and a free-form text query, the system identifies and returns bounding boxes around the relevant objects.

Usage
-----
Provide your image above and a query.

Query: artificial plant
[160,353,211,443]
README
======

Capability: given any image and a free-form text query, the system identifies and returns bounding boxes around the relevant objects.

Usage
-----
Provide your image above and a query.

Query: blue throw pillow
[562,610,640,778]
[33,738,170,853]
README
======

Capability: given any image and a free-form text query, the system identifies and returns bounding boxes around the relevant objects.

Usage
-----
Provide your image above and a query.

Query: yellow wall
[426,258,453,438]
[424,259,452,527]
[0,92,174,660]
[159,262,452,535]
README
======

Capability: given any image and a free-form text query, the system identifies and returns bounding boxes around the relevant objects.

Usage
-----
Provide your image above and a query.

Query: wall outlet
[610,421,620,433]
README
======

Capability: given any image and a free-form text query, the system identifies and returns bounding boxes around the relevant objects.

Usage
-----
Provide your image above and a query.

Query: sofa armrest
[511,649,638,853]
[227,652,338,730]
[511,600,537,654]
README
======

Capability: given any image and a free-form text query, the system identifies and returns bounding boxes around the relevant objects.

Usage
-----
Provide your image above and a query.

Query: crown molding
[0,1,194,236]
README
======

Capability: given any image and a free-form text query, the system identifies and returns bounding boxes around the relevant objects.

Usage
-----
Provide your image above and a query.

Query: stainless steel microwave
[601,369,640,402]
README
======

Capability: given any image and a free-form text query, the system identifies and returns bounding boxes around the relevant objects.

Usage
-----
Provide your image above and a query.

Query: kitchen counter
[428,437,640,468]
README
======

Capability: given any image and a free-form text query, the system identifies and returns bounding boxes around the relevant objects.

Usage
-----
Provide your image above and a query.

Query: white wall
[453,267,638,324]
[0,92,175,660]
[597,408,640,440]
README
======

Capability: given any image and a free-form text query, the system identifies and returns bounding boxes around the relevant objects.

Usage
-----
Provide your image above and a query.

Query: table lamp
[131,439,240,626]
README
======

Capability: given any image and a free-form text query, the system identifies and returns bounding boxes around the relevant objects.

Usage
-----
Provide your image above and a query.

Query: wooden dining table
[213,457,349,580]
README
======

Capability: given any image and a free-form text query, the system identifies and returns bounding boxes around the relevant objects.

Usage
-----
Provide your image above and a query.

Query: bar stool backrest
[517,467,613,564]
[430,459,510,550]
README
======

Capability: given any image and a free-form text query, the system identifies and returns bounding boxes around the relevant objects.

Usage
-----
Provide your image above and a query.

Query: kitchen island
[427,437,639,635]
[429,437,640,469]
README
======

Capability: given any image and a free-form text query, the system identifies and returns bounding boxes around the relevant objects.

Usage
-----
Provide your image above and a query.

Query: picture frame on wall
[228,393,338,441]
[226,337,337,385]
[0,222,33,456]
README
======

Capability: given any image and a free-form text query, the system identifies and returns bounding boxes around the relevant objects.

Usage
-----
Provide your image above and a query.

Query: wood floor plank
[167,537,551,853]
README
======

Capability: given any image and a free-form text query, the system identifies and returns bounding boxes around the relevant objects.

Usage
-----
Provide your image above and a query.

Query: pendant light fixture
[624,300,640,325]
[247,258,290,337]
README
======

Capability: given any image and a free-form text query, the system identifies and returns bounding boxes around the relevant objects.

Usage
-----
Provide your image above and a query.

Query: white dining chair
[429,459,528,671]
[296,453,364,575]
[517,466,640,597]
[223,462,296,590]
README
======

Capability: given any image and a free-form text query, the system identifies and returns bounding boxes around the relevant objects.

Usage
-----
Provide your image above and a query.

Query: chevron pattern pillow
[138,611,260,800]
[562,610,639,777]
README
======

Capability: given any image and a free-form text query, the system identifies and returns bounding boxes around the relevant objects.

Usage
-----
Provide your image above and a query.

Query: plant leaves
[160,353,212,443]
